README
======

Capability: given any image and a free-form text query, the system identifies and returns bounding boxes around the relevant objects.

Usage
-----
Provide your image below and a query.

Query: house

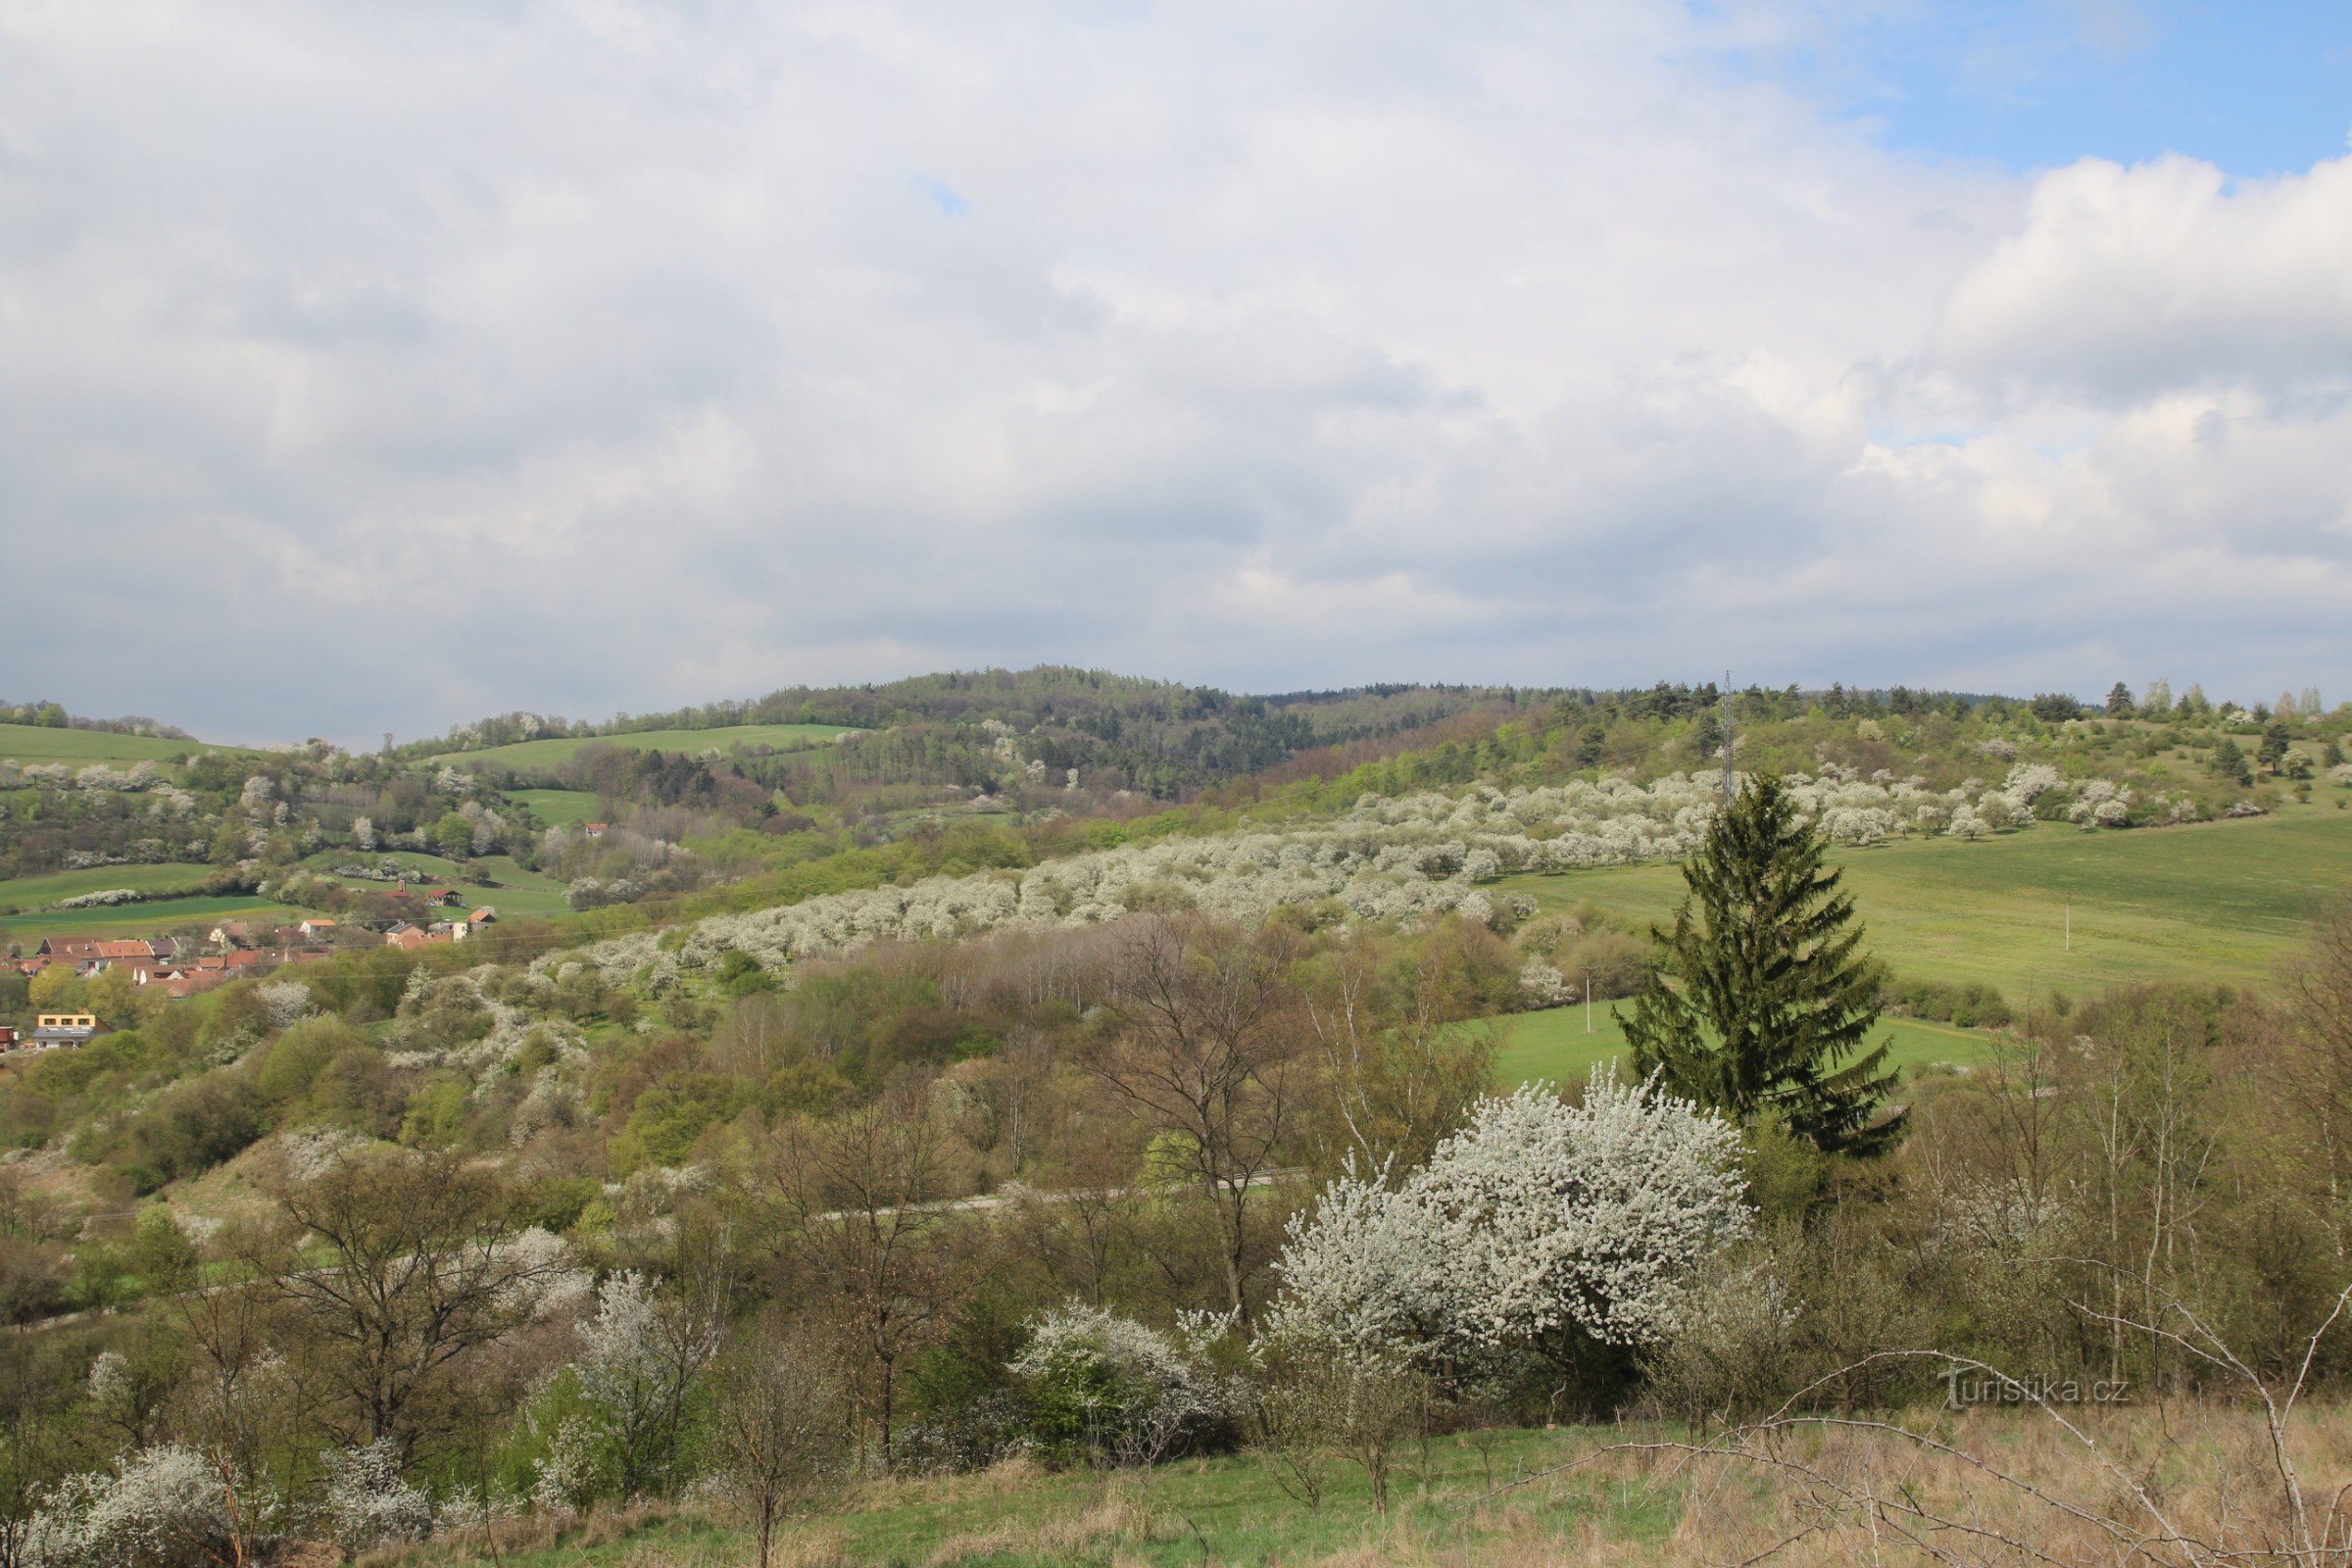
[466,906,498,930]
[34,938,107,971]
[583,822,608,839]
[211,921,253,950]
[189,950,272,976]
[26,1012,111,1051]
[387,927,435,952]
[421,888,464,908]
[0,1026,18,1052]
[297,918,338,941]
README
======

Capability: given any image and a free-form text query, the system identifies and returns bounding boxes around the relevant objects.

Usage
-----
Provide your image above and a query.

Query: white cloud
[0,1,2346,743]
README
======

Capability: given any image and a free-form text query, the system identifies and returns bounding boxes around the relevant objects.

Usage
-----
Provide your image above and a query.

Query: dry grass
[1290,1401,2352,1567]
[920,1480,1157,1565]
[376,1400,2352,1567]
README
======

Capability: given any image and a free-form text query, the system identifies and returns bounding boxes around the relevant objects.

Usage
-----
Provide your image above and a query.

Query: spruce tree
[1624,773,1902,1156]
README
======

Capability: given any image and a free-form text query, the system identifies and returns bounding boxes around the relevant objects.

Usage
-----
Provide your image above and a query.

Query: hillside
[4,674,2351,1568]
[0,721,229,767]
[427,722,860,769]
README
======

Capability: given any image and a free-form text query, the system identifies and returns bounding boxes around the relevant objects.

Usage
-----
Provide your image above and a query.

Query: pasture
[0,862,214,913]
[1497,806,2352,999]
[300,850,572,919]
[0,722,231,766]
[0,894,312,942]
[1486,1003,1999,1088]
[511,787,600,826]
[431,723,859,769]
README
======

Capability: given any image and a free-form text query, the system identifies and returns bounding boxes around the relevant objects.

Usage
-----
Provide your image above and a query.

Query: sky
[2,1,2349,746]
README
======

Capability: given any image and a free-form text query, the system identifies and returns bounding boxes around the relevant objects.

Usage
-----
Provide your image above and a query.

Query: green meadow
[431,723,859,769]
[300,850,572,920]
[383,1423,1672,1568]
[0,722,237,767]
[0,862,215,912]
[1486,1002,2000,1089]
[1497,806,2352,1000]
[0,894,312,942]
[510,787,601,826]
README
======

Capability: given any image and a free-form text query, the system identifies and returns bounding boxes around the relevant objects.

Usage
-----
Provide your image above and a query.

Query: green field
[301,850,572,919]
[1487,1003,1998,1088]
[432,723,859,769]
[511,788,600,826]
[1498,807,2352,999]
[0,862,215,912]
[0,722,235,766]
[0,894,313,942]
[384,1421,1666,1568]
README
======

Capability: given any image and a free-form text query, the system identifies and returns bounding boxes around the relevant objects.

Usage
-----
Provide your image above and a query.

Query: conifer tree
[1624,773,1902,1156]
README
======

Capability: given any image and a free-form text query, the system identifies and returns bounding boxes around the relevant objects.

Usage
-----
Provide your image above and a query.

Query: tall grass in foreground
[378,1398,2352,1568]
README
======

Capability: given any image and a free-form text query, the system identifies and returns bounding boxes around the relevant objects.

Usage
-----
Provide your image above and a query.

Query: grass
[299,850,573,919]
[0,862,216,912]
[0,894,313,942]
[1487,1004,2000,1089]
[430,723,860,769]
[511,788,601,827]
[389,1400,2352,1567]
[394,1424,1675,1568]
[1497,806,2352,999]
[0,722,235,766]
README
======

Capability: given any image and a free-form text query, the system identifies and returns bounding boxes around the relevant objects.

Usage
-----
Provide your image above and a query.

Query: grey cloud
[2,2,2349,746]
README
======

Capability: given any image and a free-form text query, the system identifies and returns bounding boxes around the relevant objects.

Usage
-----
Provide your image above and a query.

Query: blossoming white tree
[1268,1072,1750,1373]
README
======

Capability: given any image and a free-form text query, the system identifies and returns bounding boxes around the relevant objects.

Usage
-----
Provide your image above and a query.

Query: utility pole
[1719,670,1737,800]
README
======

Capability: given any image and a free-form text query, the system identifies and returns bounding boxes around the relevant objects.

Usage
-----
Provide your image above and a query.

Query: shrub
[1007,1304,1231,1468]
[319,1440,433,1550]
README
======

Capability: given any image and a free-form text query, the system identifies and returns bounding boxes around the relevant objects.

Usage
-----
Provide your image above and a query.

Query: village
[0,888,497,1052]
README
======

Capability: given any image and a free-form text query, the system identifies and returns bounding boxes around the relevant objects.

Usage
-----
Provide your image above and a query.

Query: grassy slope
[393,1425,1668,1568]
[0,894,313,941]
[510,787,600,826]
[1488,1004,1999,1088]
[1497,806,2352,998]
[430,723,859,768]
[0,722,234,765]
[0,862,216,910]
[299,850,572,919]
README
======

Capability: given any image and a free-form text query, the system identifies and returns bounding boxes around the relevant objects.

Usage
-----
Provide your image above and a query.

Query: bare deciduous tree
[265,1149,575,1457]
[709,1314,848,1568]
[1093,917,1303,1321]
[768,1075,962,1473]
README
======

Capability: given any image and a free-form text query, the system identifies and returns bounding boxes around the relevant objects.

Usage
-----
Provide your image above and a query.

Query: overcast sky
[3,1,2349,746]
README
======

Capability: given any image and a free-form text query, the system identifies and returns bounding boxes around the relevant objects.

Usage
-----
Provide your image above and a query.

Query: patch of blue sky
[917,176,970,217]
[1706,1,2352,178]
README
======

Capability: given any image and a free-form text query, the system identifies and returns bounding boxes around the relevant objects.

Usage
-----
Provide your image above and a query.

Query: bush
[320,1440,433,1550]
[1880,976,2013,1030]
[1007,1304,1232,1467]
[26,1446,270,1568]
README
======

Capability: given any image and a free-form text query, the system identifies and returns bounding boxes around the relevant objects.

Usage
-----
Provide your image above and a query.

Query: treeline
[0,700,194,740]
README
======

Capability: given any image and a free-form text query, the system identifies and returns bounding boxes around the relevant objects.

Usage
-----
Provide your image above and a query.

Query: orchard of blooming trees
[545,763,2195,990]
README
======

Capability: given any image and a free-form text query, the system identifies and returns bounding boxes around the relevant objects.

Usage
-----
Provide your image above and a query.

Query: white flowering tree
[1008,1303,1229,1469]
[569,1271,723,1502]
[319,1439,433,1551]
[1268,1073,1750,1377]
